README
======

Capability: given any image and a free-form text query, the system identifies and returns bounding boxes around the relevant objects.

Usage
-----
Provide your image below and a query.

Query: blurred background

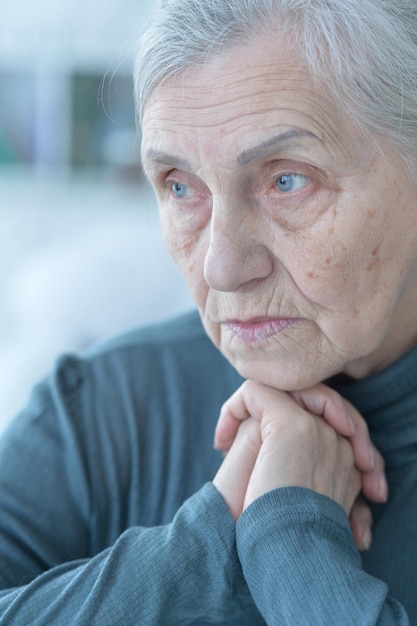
[0,0,195,431]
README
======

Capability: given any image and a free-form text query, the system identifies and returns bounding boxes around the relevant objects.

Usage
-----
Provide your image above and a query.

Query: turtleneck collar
[330,346,417,467]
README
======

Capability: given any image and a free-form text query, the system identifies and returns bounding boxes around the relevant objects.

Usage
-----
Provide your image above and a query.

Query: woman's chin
[229,355,332,392]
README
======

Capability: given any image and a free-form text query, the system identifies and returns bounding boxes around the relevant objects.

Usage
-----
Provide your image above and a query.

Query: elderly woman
[0,0,416,623]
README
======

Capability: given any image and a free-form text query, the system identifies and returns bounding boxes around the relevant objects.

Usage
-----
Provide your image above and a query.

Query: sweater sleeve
[236,488,409,626]
[0,367,251,624]
[0,483,250,624]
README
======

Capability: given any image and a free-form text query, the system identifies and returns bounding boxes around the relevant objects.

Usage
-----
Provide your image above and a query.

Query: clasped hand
[213,381,387,551]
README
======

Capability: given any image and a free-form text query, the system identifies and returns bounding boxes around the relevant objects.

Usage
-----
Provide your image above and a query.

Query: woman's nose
[203,202,273,292]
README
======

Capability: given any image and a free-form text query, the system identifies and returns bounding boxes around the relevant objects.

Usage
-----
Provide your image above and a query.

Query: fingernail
[379,475,388,502]
[361,527,372,551]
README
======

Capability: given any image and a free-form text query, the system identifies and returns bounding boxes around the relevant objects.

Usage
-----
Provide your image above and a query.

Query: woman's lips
[226,317,300,345]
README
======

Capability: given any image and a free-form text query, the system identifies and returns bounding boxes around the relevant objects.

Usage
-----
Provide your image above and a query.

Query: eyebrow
[143,129,320,171]
[143,149,192,172]
[237,129,320,165]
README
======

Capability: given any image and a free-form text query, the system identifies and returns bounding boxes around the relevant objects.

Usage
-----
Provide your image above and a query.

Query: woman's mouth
[226,317,300,345]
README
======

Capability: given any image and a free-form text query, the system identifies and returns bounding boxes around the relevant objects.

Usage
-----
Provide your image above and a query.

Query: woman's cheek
[169,233,209,303]
[285,234,351,308]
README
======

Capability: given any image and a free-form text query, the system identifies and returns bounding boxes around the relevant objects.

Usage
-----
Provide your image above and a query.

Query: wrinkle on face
[144,38,372,180]
[142,30,417,388]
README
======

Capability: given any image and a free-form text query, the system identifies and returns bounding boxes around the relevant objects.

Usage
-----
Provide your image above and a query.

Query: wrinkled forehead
[143,31,315,118]
[141,31,373,172]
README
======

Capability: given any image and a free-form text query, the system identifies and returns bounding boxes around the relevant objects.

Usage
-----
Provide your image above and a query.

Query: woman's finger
[292,385,373,470]
[214,382,253,451]
[292,385,388,503]
[349,497,373,551]
[214,380,286,450]
[213,417,261,520]
[215,381,352,450]
[214,380,388,504]
[291,385,355,437]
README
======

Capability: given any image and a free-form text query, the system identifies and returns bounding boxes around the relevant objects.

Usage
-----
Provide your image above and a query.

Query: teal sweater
[0,311,414,624]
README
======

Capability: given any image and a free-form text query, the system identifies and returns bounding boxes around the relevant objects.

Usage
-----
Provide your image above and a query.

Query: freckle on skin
[367,245,381,270]
[352,307,359,319]
[308,271,319,279]
[367,210,376,219]
[325,257,331,265]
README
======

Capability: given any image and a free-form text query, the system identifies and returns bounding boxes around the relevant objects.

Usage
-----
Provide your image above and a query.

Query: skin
[142,33,417,390]
[214,383,362,518]
[141,31,417,545]
[213,380,382,550]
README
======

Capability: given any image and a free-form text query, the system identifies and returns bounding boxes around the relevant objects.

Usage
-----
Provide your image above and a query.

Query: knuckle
[239,417,261,447]
[319,384,345,414]
[325,386,344,407]
[242,379,255,392]
[240,379,256,400]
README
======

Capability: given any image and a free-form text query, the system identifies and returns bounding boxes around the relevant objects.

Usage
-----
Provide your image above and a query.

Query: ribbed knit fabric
[0,310,414,624]
[237,490,407,625]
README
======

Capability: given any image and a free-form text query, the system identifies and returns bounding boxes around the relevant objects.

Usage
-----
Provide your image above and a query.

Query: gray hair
[135,0,417,179]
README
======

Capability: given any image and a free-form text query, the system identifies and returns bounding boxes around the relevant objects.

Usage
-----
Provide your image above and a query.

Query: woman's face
[142,32,417,390]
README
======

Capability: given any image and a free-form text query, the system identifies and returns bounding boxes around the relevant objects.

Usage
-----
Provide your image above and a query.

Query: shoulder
[89,308,208,353]
[0,312,242,535]
[7,310,242,464]
[67,309,227,383]
[47,309,240,416]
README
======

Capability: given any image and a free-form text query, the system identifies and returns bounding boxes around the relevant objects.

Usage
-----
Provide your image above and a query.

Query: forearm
[236,488,409,626]
[0,484,251,625]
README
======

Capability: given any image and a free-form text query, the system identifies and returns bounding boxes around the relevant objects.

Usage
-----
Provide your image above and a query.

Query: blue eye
[275,174,309,193]
[171,182,188,198]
